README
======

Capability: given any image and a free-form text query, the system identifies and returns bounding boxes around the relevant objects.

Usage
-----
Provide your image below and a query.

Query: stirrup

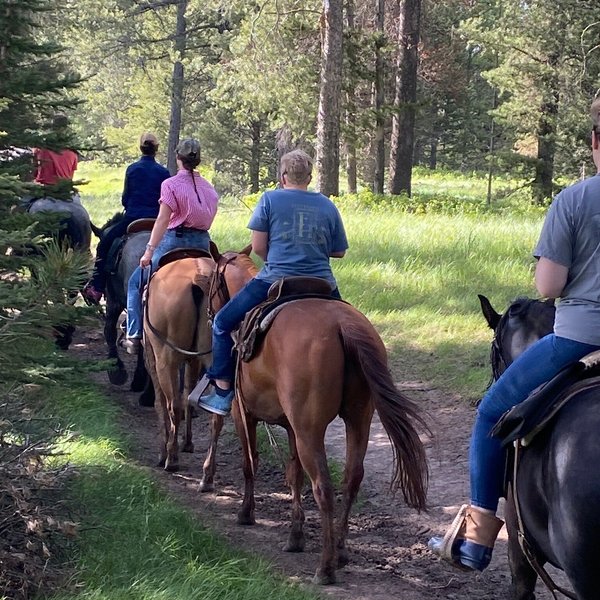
[438,504,469,563]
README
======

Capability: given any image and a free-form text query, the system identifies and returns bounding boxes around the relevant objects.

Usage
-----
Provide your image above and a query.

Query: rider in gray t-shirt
[534,174,600,345]
[429,97,600,572]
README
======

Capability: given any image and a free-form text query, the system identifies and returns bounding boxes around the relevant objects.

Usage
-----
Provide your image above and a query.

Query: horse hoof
[156,458,166,468]
[312,570,336,585]
[131,378,146,393]
[108,369,127,386]
[199,479,213,493]
[182,443,194,453]
[164,462,179,473]
[237,512,255,526]
[337,549,350,568]
[138,393,154,407]
[283,539,305,553]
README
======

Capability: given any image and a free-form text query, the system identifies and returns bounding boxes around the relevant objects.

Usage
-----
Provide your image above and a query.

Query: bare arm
[251,230,269,260]
[140,203,172,267]
[535,257,569,299]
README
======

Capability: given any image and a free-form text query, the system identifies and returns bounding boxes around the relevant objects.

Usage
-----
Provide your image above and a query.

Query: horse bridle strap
[511,441,577,600]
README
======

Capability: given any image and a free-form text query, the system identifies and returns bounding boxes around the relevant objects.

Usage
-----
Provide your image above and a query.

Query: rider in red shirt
[33,114,78,186]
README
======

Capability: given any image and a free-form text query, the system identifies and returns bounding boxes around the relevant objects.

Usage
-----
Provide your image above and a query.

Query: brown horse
[143,254,223,487]
[210,247,429,585]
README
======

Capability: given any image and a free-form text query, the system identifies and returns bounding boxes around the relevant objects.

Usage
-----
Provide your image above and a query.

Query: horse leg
[283,427,306,553]
[199,415,224,492]
[506,494,538,600]
[104,300,127,385]
[181,361,198,454]
[337,403,372,568]
[295,434,336,585]
[145,343,169,467]
[153,352,182,472]
[232,400,258,525]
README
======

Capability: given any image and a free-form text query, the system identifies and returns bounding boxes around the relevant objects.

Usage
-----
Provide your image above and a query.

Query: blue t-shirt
[121,155,170,219]
[533,173,600,345]
[247,188,348,287]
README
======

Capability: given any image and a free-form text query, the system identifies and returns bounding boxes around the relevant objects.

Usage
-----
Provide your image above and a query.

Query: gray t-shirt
[247,188,348,287]
[533,173,600,344]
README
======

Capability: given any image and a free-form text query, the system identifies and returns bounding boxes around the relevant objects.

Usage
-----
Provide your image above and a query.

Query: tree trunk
[276,125,294,181]
[249,119,261,193]
[532,53,559,205]
[316,0,344,197]
[166,0,188,175]
[373,0,385,194]
[344,0,358,194]
[388,0,421,196]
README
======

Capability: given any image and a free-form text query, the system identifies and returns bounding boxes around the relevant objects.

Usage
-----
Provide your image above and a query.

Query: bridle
[206,253,238,321]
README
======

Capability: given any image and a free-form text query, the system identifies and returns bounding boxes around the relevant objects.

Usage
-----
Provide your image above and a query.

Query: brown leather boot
[428,504,504,571]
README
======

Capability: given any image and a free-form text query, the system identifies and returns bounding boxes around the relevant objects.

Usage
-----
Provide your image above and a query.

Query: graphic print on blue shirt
[248,189,348,286]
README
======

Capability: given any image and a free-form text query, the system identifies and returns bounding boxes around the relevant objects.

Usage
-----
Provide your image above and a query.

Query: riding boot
[428,504,504,571]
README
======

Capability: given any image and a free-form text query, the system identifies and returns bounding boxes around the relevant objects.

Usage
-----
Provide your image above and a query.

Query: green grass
[47,382,321,600]
[78,161,545,400]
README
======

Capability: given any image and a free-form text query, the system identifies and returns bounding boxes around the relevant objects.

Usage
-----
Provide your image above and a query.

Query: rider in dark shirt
[82,133,170,304]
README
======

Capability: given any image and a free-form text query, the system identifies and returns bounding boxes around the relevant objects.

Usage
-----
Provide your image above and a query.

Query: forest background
[55,0,600,204]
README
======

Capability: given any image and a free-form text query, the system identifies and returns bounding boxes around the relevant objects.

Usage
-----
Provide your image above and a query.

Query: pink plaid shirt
[160,170,218,230]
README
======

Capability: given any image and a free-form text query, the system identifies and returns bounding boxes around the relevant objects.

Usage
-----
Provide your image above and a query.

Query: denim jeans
[470,333,600,511]
[207,279,342,382]
[126,228,210,338]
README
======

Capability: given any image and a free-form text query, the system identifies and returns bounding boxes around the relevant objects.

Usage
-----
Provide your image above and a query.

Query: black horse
[28,197,93,349]
[97,213,154,406]
[479,294,600,600]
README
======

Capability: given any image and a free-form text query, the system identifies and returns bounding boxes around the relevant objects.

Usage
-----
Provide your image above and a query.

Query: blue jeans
[126,228,210,338]
[207,278,342,382]
[470,333,600,511]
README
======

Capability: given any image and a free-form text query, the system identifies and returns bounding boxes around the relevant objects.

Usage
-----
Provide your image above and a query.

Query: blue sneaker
[428,536,493,572]
[198,389,234,416]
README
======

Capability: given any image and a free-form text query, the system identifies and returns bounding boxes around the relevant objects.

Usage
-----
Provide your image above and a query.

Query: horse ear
[478,294,501,330]
[209,240,221,261]
[90,222,103,238]
[239,244,252,256]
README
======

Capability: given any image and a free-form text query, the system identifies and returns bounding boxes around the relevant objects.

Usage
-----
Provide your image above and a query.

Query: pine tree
[0,0,88,381]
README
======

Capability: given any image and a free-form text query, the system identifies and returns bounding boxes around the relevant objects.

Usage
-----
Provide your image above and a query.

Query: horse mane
[101,211,125,230]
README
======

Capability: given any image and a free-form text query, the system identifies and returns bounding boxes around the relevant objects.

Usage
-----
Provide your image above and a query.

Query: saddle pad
[492,365,600,447]
[157,247,212,269]
[236,294,344,362]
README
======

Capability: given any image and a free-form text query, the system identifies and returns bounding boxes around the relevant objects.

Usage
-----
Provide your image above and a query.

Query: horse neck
[223,256,257,296]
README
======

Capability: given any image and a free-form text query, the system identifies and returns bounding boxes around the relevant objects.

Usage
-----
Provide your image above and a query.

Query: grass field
[78,162,546,399]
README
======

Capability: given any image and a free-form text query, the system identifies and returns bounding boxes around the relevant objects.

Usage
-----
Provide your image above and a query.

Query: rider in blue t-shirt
[198,149,349,416]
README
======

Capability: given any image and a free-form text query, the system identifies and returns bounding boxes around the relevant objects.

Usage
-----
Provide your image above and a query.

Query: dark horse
[95,213,153,406]
[28,197,93,349]
[479,294,600,600]
[210,248,429,585]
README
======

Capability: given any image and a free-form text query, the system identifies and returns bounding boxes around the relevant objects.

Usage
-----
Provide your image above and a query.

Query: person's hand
[140,249,153,268]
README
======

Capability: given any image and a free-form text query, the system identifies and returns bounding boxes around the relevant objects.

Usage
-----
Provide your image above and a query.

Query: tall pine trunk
[373,0,385,194]
[316,0,343,197]
[388,0,421,196]
[532,52,559,205]
[344,0,358,194]
[249,119,261,193]
[167,0,188,175]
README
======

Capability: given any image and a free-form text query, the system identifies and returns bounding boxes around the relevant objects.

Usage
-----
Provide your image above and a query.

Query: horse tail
[339,321,429,511]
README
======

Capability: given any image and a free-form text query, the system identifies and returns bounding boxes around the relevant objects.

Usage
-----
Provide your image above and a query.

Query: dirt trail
[75,328,562,600]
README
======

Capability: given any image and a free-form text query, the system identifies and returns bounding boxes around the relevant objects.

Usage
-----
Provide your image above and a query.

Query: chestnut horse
[209,248,429,584]
[143,255,220,484]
